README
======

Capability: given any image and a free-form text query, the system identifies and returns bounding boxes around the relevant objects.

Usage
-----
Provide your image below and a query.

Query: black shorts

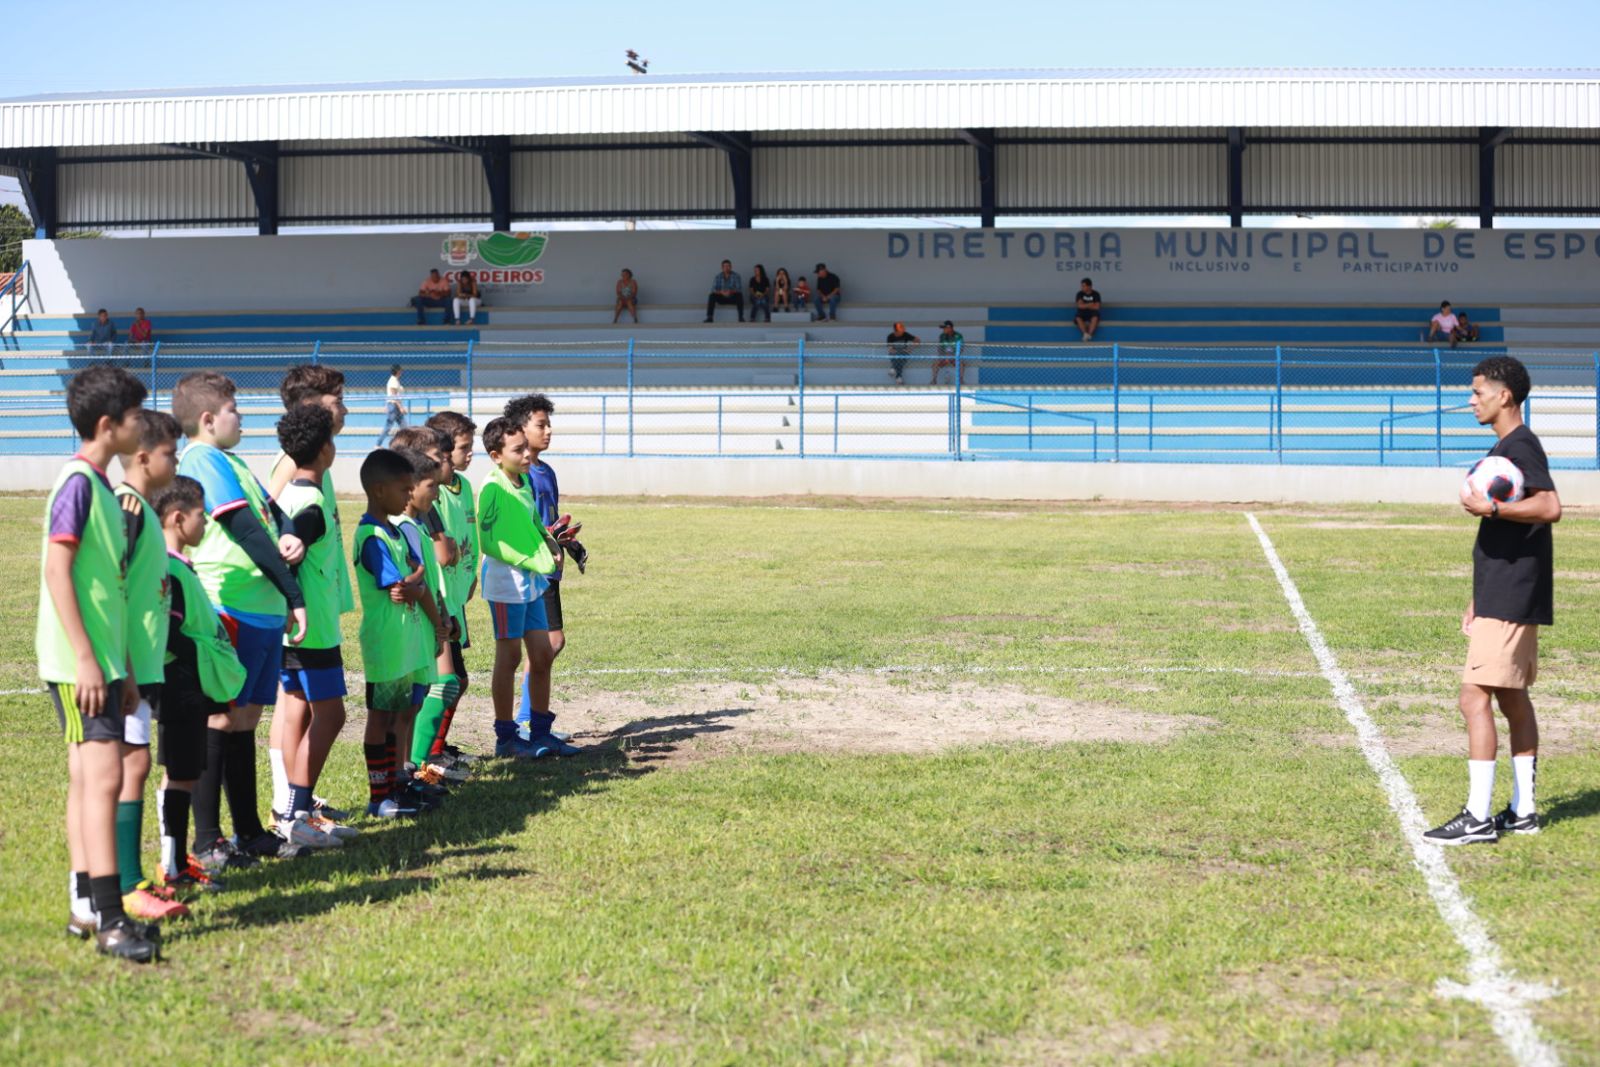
[542,580,564,632]
[157,684,218,780]
[49,681,125,744]
[449,640,468,684]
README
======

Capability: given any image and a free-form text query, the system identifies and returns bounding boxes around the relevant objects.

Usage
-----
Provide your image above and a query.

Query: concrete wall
[23,226,1600,314]
[4,452,1598,506]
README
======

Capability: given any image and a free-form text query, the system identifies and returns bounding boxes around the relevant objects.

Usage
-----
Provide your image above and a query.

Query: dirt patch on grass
[544,676,1212,763]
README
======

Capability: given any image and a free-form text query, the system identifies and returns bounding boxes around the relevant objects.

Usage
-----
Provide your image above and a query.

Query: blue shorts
[221,612,286,708]
[280,645,348,703]
[489,598,548,641]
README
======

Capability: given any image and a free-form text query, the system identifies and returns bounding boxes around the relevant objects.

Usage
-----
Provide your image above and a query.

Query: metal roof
[7,69,1600,148]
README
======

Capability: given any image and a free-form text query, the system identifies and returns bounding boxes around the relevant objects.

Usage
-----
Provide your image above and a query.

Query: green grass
[0,493,1596,1065]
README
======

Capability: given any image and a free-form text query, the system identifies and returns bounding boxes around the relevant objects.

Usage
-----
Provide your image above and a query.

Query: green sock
[115,799,144,894]
[412,675,461,766]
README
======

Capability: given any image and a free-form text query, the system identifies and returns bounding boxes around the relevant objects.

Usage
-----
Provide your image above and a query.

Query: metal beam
[960,129,997,228]
[1227,128,1245,228]
[689,132,753,228]
[1479,126,1508,229]
[482,136,512,231]
[238,142,278,235]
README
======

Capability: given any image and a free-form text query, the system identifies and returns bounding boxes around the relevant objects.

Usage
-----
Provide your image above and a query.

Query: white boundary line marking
[1245,512,1561,1067]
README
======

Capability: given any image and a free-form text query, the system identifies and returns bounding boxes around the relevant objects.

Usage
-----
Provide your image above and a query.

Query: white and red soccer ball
[1460,456,1524,506]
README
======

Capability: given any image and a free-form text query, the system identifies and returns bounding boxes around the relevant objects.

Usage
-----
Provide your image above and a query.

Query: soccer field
[1,493,1596,1065]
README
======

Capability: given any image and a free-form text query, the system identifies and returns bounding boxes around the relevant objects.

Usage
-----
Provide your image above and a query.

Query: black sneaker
[311,797,349,822]
[95,917,159,963]
[195,837,258,871]
[1493,807,1541,836]
[1423,809,1499,846]
[238,830,312,860]
[398,784,443,812]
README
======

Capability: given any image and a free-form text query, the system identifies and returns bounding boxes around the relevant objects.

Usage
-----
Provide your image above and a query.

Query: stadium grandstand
[5,69,1600,475]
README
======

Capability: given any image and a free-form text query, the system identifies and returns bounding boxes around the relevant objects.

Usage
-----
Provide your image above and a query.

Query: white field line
[1245,512,1561,1067]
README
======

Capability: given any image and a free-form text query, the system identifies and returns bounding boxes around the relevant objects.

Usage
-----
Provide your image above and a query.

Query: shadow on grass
[1541,788,1600,827]
[597,707,757,764]
[208,741,657,932]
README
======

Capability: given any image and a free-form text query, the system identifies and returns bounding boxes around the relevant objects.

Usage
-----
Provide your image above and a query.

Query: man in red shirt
[128,308,154,349]
[411,270,455,325]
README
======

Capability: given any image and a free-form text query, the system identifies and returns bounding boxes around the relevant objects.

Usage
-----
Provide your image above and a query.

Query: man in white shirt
[377,364,406,446]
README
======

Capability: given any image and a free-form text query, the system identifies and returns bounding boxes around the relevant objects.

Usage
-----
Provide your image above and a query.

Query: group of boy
[41,358,583,963]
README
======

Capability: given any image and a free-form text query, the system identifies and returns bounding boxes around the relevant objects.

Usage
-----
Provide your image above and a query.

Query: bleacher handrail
[1,260,29,336]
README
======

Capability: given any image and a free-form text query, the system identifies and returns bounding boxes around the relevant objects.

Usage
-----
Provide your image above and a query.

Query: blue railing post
[310,339,320,366]
[796,338,806,458]
[626,337,635,458]
[1111,343,1121,462]
[1594,352,1599,470]
[833,393,840,454]
[600,395,608,455]
[149,341,161,406]
[1274,345,1283,463]
[717,395,724,454]
[953,338,963,460]
[1434,347,1443,467]
[1027,392,1035,452]
[463,338,474,419]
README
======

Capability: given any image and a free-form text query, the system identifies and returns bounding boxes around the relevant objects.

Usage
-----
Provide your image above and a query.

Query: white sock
[1511,755,1538,817]
[1466,759,1497,821]
[269,747,290,818]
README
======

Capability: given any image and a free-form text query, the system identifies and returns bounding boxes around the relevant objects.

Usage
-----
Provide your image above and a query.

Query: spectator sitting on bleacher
[128,307,153,350]
[772,268,793,312]
[813,263,841,322]
[930,320,966,385]
[1074,278,1102,341]
[1428,301,1475,349]
[793,275,811,311]
[705,259,745,323]
[614,268,639,324]
[886,322,919,385]
[412,269,455,325]
[453,270,481,326]
[88,308,117,354]
[749,265,772,323]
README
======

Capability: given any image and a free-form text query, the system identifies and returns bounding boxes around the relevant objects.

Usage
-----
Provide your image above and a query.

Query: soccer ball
[1460,456,1524,505]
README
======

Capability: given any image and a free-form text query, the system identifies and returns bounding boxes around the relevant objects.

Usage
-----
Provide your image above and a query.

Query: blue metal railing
[0,261,29,339]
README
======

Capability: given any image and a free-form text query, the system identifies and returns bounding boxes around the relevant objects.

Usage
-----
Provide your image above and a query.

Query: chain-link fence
[2,339,1596,466]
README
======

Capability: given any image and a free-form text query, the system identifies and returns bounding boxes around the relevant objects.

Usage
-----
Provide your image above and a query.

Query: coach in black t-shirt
[1074,278,1102,341]
[1424,355,1562,847]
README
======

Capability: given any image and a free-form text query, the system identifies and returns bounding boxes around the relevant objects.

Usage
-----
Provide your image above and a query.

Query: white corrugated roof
[6,69,1600,148]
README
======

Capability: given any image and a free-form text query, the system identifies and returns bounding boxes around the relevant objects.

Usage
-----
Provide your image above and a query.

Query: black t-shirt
[816,272,840,297]
[749,275,770,297]
[1472,425,1557,625]
[886,330,917,353]
[1076,289,1102,311]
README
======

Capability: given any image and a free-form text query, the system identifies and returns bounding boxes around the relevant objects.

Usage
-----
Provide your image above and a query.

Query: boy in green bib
[40,363,157,962]
[115,409,189,924]
[391,447,453,803]
[425,411,480,763]
[172,371,308,866]
[354,450,435,819]
[152,476,243,896]
[266,364,353,829]
[271,404,355,849]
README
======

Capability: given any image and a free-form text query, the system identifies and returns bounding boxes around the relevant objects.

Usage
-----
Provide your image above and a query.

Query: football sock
[364,742,389,805]
[493,719,518,743]
[287,783,313,820]
[159,787,191,879]
[71,870,94,923]
[384,733,400,797]
[528,710,555,738]
[115,799,144,894]
[1511,754,1538,817]
[89,874,127,926]
[412,675,460,765]
[429,702,458,757]
[1467,759,1496,821]
[192,727,228,849]
[269,746,290,818]
[517,671,537,725]
[223,731,267,841]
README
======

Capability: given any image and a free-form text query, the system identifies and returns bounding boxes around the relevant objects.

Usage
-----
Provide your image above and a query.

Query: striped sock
[364,742,388,805]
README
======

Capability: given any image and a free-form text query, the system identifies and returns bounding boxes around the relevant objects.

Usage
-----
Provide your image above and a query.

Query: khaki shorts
[1463,617,1539,690]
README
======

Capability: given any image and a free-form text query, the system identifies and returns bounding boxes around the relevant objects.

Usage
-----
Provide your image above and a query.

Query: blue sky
[4,1,1599,230]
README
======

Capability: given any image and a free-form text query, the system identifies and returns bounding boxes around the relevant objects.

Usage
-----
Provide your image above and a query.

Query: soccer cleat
[95,917,159,963]
[442,744,483,765]
[308,813,360,842]
[1423,809,1499,846]
[162,859,226,894]
[495,735,546,759]
[278,813,342,850]
[123,883,191,921]
[399,783,444,812]
[195,837,258,872]
[528,733,583,758]
[1493,807,1541,836]
[366,797,418,819]
[66,913,96,939]
[422,759,469,784]
[311,796,350,822]
[238,830,313,860]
